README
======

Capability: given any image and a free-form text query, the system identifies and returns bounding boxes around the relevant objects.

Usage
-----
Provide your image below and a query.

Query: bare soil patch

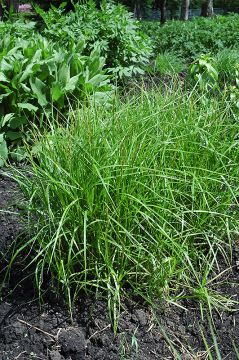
[0,170,239,360]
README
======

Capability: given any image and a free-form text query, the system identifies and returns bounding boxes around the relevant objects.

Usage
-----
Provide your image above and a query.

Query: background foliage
[142,14,239,61]
[0,1,152,162]
[37,1,152,78]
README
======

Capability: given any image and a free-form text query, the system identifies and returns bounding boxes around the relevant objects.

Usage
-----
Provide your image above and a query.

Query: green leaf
[1,59,13,72]
[0,113,15,128]
[30,77,47,107]
[18,103,38,112]
[65,75,80,92]
[88,74,109,86]
[21,83,31,93]
[9,116,27,129]
[32,49,42,63]
[0,134,8,166]
[0,72,9,83]
[10,146,27,162]
[5,131,23,140]
[0,92,12,103]
[51,83,64,102]
[59,64,70,86]
[19,62,40,83]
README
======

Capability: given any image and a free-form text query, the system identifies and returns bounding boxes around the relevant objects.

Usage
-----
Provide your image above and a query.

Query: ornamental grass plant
[10,86,239,323]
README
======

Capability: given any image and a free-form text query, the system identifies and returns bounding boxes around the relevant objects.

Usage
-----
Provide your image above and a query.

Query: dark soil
[0,170,239,360]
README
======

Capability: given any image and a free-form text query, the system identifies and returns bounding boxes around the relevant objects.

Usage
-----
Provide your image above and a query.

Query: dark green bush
[37,1,152,78]
[141,14,239,61]
[0,19,36,40]
[0,1,153,164]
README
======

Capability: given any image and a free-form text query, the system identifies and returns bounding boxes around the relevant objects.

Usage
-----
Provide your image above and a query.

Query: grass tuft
[8,86,239,323]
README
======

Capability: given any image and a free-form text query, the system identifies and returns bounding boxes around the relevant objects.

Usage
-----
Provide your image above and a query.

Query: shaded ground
[0,170,239,360]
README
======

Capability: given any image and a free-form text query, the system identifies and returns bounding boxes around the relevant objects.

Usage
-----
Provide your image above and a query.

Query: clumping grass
[215,49,239,83]
[9,86,239,323]
[154,52,186,76]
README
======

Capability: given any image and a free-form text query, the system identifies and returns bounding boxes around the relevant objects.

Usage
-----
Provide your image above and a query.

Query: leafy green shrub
[10,88,239,320]
[189,52,239,109]
[190,54,218,91]
[0,34,112,163]
[154,52,185,76]
[0,19,36,40]
[37,1,152,78]
[0,1,153,163]
[142,14,239,61]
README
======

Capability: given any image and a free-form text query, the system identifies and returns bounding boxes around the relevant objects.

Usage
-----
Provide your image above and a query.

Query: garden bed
[1,5,239,359]
[0,171,239,360]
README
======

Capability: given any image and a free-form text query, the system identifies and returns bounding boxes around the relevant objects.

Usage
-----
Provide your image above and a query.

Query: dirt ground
[0,170,239,360]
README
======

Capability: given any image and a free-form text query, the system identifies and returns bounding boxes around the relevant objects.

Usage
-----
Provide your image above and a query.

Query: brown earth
[0,170,239,360]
